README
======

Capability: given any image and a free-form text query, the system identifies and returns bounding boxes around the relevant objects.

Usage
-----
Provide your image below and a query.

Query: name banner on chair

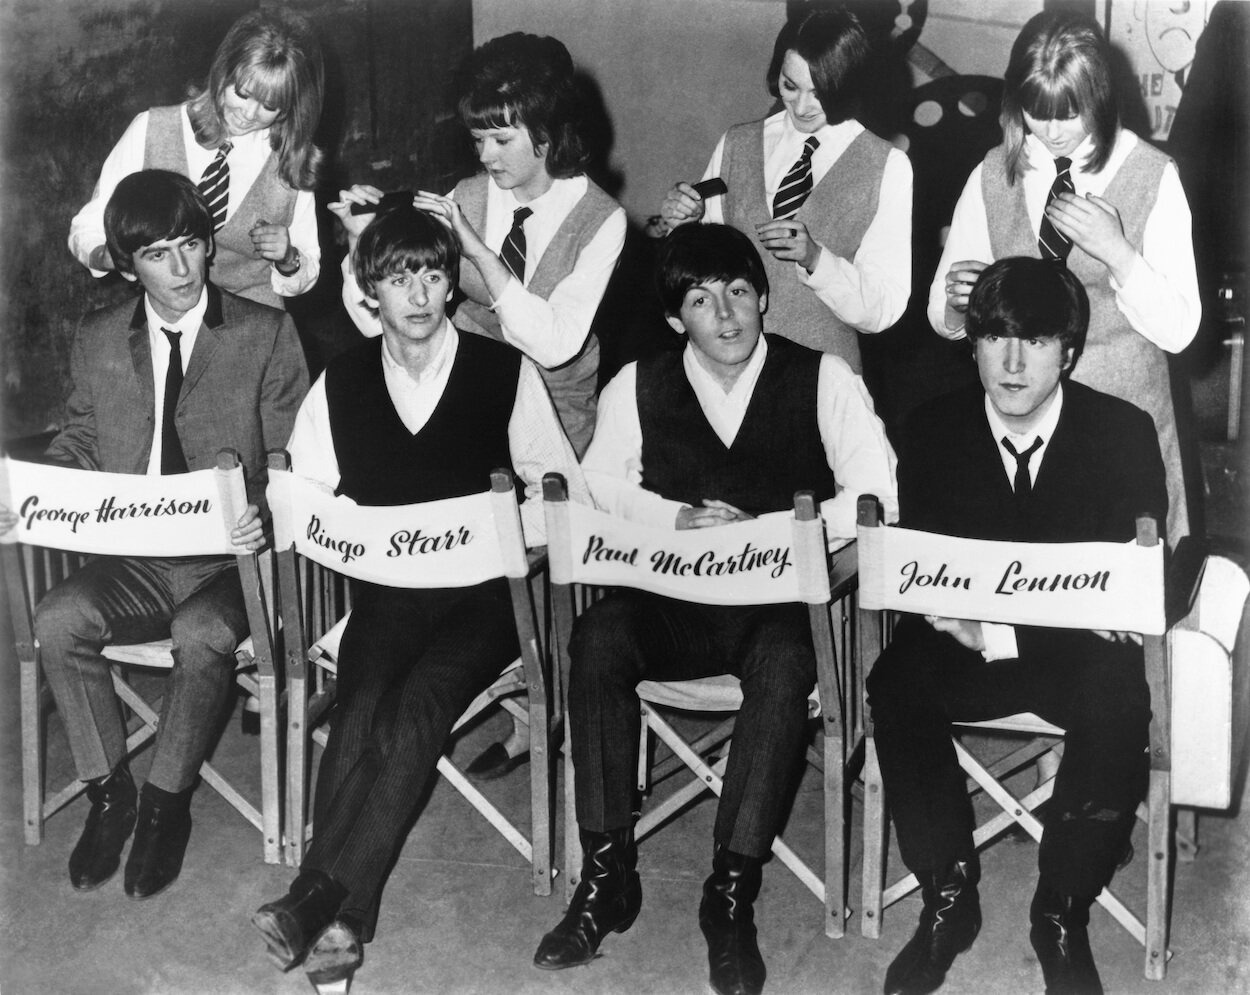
[857,524,1165,635]
[560,502,830,606]
[267,469,511,588]
[0,458,239,556]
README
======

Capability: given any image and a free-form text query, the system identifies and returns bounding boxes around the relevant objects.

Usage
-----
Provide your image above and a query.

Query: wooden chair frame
[855,495,1200,981]
[543,474,861,937]
[3,449,283,863]
[270,452,555,895]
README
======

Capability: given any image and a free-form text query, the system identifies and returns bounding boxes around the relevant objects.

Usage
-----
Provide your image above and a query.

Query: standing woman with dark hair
[338,31,626,459]
[660,7,912,371]
[929,9,1199,543]
[69,8,325,308]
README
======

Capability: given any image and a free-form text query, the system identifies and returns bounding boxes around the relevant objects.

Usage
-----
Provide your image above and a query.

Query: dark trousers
[569,591,816,858]
[866,617,1150,897]
[34,555,246,793]
[302,578,519,925]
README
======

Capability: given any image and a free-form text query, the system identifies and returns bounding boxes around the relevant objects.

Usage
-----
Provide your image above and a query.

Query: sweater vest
[981,137,1187,541]
[145,104,297,309]
[637,335,837,517]
[722,122,889,370]
[451,173,619,458]
[325,334,520,506]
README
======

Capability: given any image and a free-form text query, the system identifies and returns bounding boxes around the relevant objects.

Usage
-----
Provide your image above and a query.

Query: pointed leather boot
[699,845,766,995]
[533,827,642,969]
[883,857,982,995]
[1029,886,1103,995]
[124,783,193,899]
[68,763,137,891]
[252,870,349,970]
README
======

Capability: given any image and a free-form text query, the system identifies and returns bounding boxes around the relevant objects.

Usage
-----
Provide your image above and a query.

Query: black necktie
[1037,156,1075,263]
[500,206,533,283]
[198,142,232,233]
[772,136,820,220]
[1002,436,1043,506]
[161,329,188,474]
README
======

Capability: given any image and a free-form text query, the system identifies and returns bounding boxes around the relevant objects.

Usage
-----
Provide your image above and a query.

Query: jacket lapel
[127,297,157,428]
[181,284,225,398]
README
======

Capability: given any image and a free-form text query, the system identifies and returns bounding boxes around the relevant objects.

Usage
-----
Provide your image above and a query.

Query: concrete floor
[2,654,1248,995]
[3,352,1247,995]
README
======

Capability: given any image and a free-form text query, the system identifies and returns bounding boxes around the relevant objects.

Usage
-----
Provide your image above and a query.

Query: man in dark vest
[867,257,1167,995]
[532,223,897,995]
[251,204,586,985]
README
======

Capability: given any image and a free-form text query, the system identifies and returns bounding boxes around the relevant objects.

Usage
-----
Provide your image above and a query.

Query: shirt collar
[984,381,1065,449]
[1024,131,1098,175]
[144,286,208,336]
[381,318,458,387]
[682,333,768,399]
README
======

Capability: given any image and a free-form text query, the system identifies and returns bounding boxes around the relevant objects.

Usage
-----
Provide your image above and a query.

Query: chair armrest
[1167,535,1207,629]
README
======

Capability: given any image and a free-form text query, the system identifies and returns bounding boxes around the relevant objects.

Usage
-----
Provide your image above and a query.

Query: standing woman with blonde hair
[69,8,325,308]
[929,9,1199,544]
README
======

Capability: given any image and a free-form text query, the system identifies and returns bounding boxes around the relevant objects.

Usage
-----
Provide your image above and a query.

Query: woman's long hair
[187,9,325,191]
[1000,10,1119,184]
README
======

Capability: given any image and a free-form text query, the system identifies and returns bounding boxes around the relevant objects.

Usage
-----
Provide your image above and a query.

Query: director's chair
[2,450,283,863]
[268,454,556,895]
[543,474,862,937]
[855,496,1245,981]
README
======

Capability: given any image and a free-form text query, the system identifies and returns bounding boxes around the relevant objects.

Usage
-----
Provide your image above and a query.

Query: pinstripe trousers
[301,578,518,928]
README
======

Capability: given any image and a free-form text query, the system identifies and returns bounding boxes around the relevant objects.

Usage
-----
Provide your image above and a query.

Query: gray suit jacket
[45,284,308,510]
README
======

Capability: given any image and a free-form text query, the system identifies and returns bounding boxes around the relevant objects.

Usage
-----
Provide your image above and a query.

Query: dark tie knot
[217,141,233,158]
[512,206,533,227]
[1054,156,1071,176]
[801,136,819,160]
[161,328,182,351]
[1002,436,1043,463]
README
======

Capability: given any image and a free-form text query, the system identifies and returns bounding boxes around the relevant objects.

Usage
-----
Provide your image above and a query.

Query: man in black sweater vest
[252,204,585,988]
[533,224,897,995]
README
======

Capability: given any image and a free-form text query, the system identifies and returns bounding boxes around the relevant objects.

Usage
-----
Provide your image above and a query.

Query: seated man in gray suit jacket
[2,169,307,900]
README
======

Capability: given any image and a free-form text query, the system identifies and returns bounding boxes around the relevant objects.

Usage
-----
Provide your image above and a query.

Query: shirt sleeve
[509,358,591,545]
[926,163,991,339]
[580,364,689,528]
[1108,161,1201,353]
[270,188,321,297]
[815,354,899,537]
[801,146,912,333]
[491,206,627,368]
[340,257,383,338]
[285,374,341,490]
[68,111,150,274]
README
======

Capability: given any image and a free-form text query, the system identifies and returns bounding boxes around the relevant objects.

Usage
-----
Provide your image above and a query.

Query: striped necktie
[198,142,232,233]
[1037,156,1075,263]
[161,329,188,474]
[500,206,533,283]
[772,137,820,220]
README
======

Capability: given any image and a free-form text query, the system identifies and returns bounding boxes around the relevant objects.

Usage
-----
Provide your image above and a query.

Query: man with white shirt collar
[868,257,1167,995]
[24,169,307,901]
[533,223,897,995]
[252,204,588,980]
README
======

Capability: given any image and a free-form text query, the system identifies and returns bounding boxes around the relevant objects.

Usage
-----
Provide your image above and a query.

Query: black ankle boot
[252,869,349,971]
[1029,886,1103,995]
[533,826,642,969]
[699,844,766,995]
[124,782,194,899]
[69,763,137,891]
[883,857,982,995]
